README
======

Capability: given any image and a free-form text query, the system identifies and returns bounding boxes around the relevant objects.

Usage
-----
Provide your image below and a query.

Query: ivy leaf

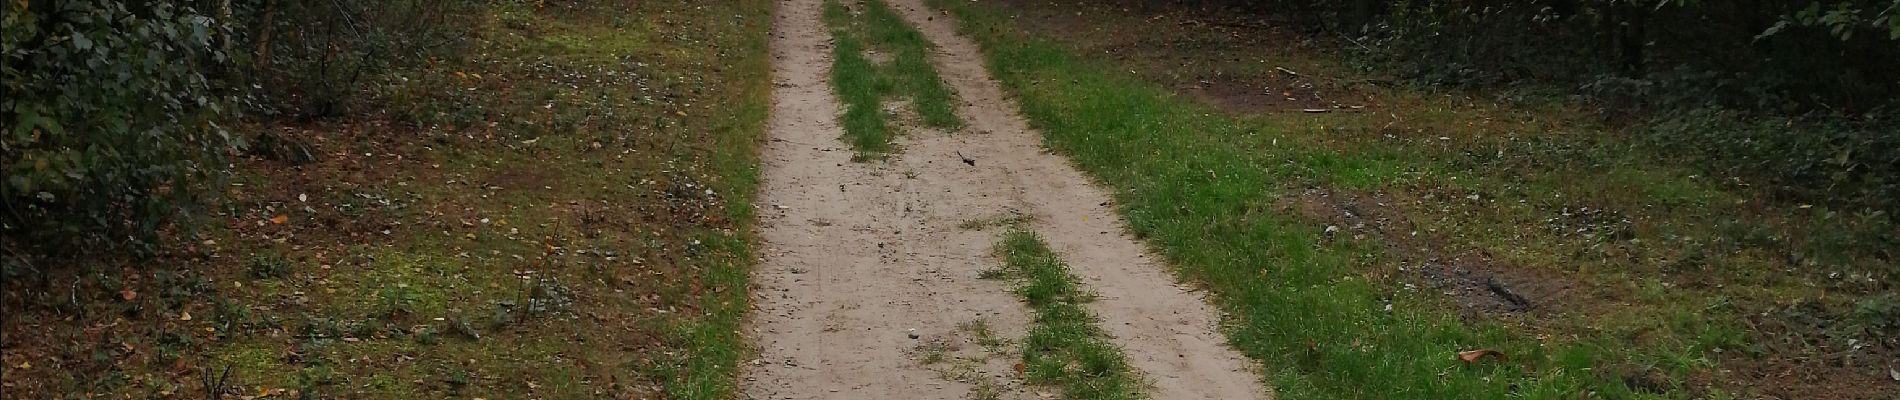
[71,32,92,50]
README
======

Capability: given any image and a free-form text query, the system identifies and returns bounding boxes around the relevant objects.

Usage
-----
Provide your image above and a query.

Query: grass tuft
[998,229,1144,400]
[823,0,961,158]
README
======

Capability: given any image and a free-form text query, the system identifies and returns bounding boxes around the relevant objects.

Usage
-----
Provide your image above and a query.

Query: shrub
[2,0,478,276]
[2,1,240,275]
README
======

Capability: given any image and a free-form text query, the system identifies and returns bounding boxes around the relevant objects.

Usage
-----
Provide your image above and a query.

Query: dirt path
[744,0,1271,398]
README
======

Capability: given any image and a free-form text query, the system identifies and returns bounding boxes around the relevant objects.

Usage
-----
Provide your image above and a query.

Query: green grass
[823,0,960,158]
[929,0,1900,398]
[996,229,1144,400]
[923,1,1760,398]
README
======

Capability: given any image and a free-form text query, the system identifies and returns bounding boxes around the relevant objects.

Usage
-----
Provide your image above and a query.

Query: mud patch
[1282,188,1579,318]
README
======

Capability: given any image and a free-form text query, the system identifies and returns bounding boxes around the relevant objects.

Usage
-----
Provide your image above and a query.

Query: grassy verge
[929,1,1896,399]
[0,1,770,399]
[996,229,1143,400]
[930,4,1567,396]
[823,0,960,158]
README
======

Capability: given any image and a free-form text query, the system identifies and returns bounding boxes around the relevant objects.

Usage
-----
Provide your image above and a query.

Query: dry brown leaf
[1456,349,1505,364]
[119,288,137,301]
[269,214,289,224]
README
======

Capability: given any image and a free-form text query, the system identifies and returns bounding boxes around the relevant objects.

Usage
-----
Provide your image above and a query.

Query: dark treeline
[1233,0,1898,112]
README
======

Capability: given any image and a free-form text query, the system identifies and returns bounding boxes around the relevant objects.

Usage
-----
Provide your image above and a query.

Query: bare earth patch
[1281,188,1581,318]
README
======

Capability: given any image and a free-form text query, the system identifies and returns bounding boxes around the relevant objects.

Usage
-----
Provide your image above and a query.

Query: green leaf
[71,32,92,50]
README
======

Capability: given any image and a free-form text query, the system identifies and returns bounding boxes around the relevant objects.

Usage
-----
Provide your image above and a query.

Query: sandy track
[743,0,1271,398]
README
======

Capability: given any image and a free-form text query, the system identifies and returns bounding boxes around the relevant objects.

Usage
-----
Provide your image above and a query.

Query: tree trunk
[253,0,276,74]
[1617,1,1648,74]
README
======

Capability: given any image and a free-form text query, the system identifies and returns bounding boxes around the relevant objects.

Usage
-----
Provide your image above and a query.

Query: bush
[2,0,477,276]
[3,1,240,274]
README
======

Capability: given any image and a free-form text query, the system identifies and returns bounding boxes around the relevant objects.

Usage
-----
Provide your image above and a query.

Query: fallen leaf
[120,288,138,301]
[1457,349,1505,364]
[16,361,28,369]
[179,311,192,321]
[269,214,288,224]
[1013,362,1026,376]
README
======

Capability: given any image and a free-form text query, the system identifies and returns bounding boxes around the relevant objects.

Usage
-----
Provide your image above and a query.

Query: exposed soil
[1281,188,1580,319]
[1181,76,1338,114]
[742,0,1270,398]
[995,0,1377,115]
